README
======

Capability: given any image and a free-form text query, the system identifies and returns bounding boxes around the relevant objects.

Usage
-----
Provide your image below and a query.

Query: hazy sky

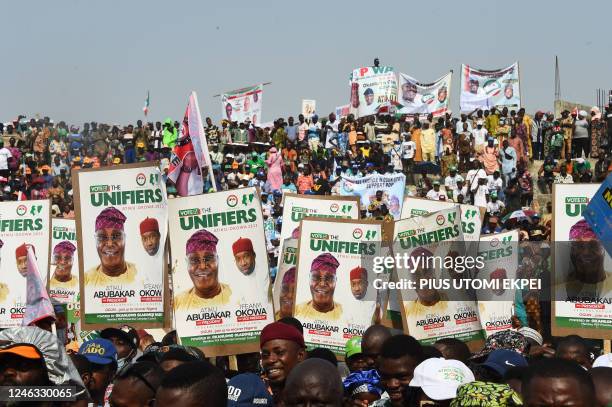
[3,0,611,125]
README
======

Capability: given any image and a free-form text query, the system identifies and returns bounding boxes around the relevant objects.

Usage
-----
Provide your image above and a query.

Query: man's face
[16,256,28,277]
[556,345,592,369]
[90,364,116,396]
[283,371,341,407]
[525,377,592,407]
[261,339,304,385]
[402,84,417,102]
[0,354,48,386]
[347,354,369,372]
[96,228,126,273]
[279,281,296,317]
[310,269,336,308]
[438,88,447,103]
[470,81,479,94]
[141,231,161,256]
[378,355,419,407]
[365,93,374,105]
[350,276,367,300]
[234,250,255,276]
[108,336,133,360]
[225,104,232,119]
[206,118,212,126]
[505,86,513,99]
[187,249,219,294]
[570,238,604,277]
[54,252,74,278]
[110,377,154,407]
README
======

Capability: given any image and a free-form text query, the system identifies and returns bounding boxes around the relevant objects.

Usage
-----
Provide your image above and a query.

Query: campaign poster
[349,66,398,118]
[168,187,274,355]
[397,72,452,117]
[394,207,485,347]
[50,218,79,304]
[221,84,263,125]
[477,231,519,337]
[400,197,484,243]
[0,199,50,328]
[73,163,169,329]
[273,238,298,320]
[279,194,360,252]
[552,184,612,339]
[294,218,383,356]
[460,63,520,112]
[302,99,316,120]
[337,173,406,220]
[335,104,350,119]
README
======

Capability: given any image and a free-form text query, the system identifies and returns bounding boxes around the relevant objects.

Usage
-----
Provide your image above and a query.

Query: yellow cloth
[174,283,232,310]
[404,293,449,319]
[84,262,137,287]
[0,282,8,302]
[421,129,436,153]
[295,300,343,321]
[50,275,79,289]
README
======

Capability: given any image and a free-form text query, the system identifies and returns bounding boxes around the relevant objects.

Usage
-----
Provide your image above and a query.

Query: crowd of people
[0,105,611,406]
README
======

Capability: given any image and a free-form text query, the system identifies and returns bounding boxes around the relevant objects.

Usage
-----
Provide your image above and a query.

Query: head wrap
[186,229,219,255]
[569,219,597,241]
[282,267,296,285]
[591,106,602,120]
[139,217,159,235]
[260,322,304,348]
[310,253,340,274]
[53,241,76,255]
[470,330,529,360]
[350,266,367,280]
[450,381,523,407]
[343,370,384,397]
[95,207,127,232]
[518,327,543,346]
[232,237,254,255]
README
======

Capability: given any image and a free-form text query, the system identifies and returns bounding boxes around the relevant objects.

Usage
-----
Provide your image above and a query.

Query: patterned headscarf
[343,370,384,397]
[450,381,523,406]
[470,330,529,360]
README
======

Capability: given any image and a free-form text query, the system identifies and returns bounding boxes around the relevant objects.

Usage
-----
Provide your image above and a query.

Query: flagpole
[191,91,218,191]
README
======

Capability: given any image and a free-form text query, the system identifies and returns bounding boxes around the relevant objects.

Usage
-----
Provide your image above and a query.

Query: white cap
[593,353,612,368]
[579,110,588,117]
[518,327,543,346]
[576,157,585,164]
[477,120,484,125]
[409,358,474,400]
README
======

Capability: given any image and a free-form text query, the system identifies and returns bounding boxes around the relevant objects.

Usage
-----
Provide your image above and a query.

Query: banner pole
[213,82,272,98]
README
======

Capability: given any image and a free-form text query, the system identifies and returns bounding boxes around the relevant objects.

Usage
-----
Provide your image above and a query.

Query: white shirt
[471,184,489,207]
[444,174,464,196]
[473,128,489,148]
[486,199,505,215]
[487,176,503,194]
[426,188,447,201]
[0,147,12,170]
[401,141,416,159]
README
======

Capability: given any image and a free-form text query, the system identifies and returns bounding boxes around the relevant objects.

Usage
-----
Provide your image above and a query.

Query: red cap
[260,322,304,348]
[15,243,34,258]
[232,237,254,255]
[350,266,367,280]
[140,217,159,235]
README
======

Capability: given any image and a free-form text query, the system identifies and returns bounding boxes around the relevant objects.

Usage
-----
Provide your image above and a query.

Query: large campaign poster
[349,66,398,118]
[74,163,169,329]
[279,194,360,250]
[0,200,50,328]
[477,231,519,337]
[398,72,452,117]
[221,84,263,125]
[400,197,484,243]
[168,187,274,355]
[302,99,316,120]
[460,63,520,112]
[394,207,484,347]
[337,173,406,220]
[273,238,298,320]
[49,217,83,351]
[552,183,612,339]
[294,218,383,356]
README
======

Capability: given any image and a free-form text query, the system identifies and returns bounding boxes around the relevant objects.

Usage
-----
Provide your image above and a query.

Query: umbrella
[414,161,441,175]
[502,209,537,224]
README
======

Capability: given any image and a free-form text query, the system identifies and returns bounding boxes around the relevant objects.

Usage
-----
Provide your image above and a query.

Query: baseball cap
[100,326,139,351]
[593,353,612,368]
[409,358,474,401]
[345,337,363,359]
[78,338,117,365]
[0,343,43,360]
[481,349,528,376]
[227,373,273,407]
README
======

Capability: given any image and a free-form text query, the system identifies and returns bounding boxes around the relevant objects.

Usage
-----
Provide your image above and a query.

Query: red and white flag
[22,245,56,326]
[168,91,217,196]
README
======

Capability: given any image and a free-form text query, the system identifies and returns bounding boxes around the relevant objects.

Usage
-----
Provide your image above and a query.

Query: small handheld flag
[143,91,150,116]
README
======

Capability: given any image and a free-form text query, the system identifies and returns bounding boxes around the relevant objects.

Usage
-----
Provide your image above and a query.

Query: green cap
[490,191,498,198]
[345,337,363,359]
[450,166,457,171]
[433,180,440,186]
